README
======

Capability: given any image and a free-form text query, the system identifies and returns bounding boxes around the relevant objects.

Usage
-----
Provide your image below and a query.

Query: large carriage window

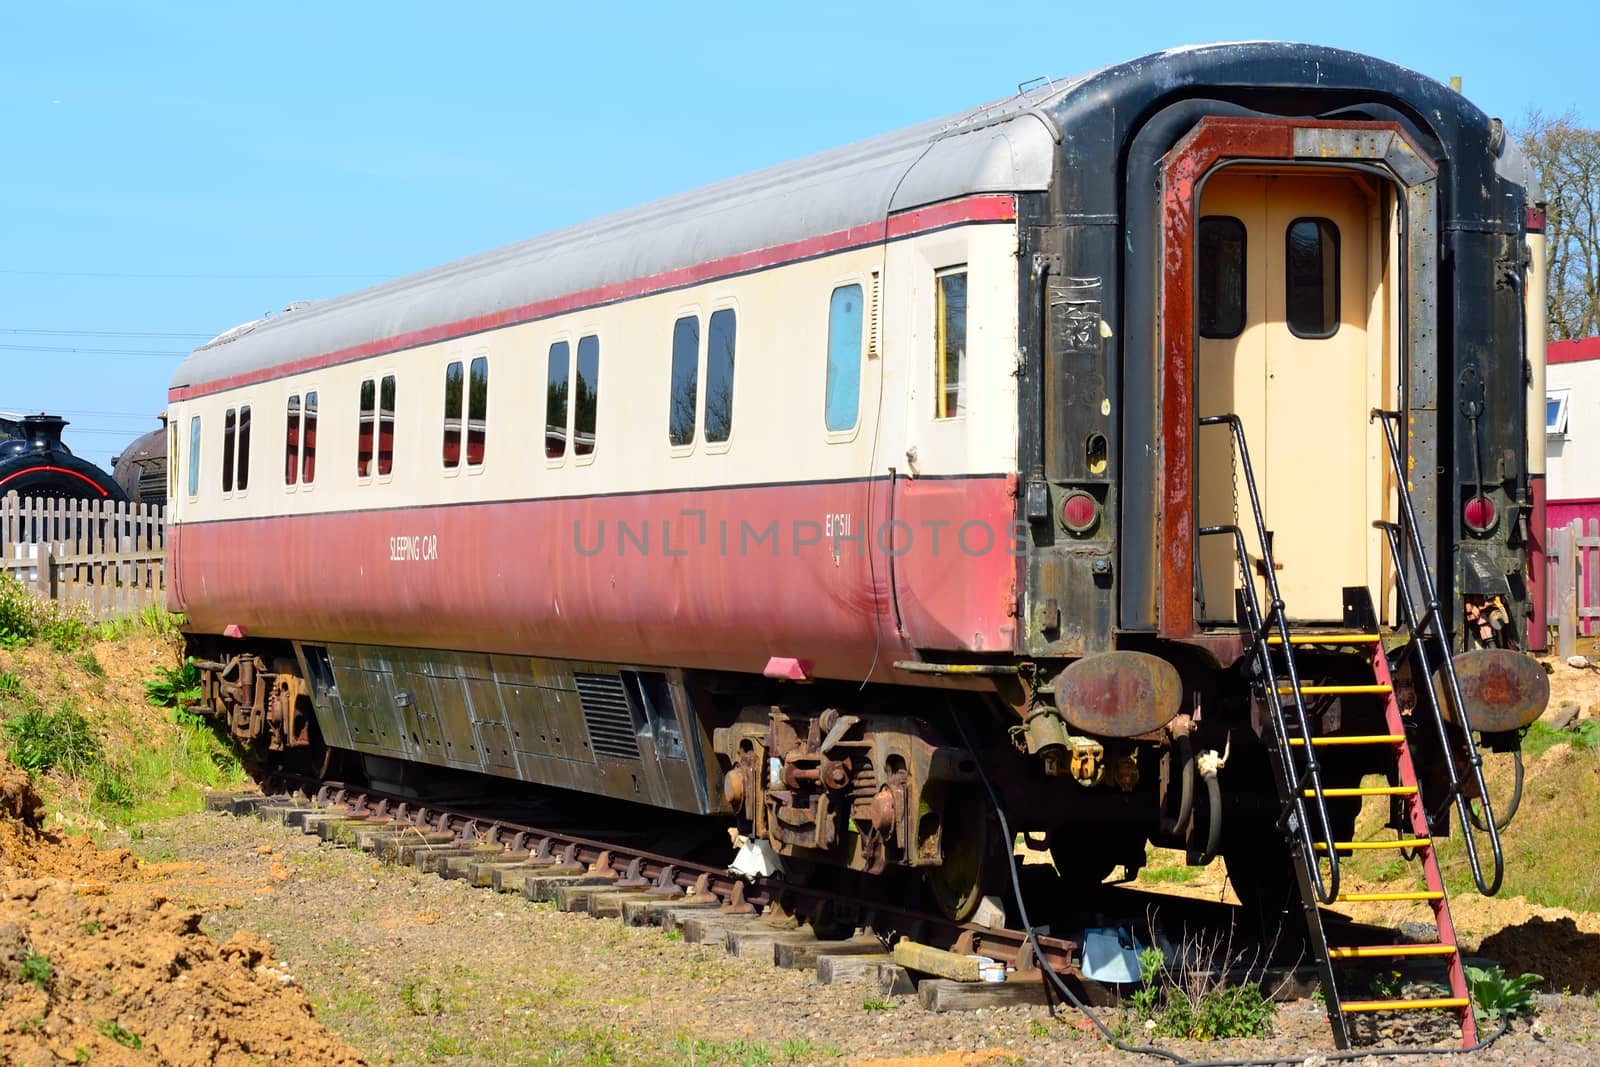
[220,405,251,493]
[1198,216,1246,339]
[357,378,376,477]
[575,334,599,457]
[301,391,318,484]
[443,361,464,468]
[221,408,236,493]
[285,395,301,485]
[1286,218,1340,338]
[669,315,699,447]
[186,416,200,497]
[546,341,570,459]
[467,356,488,467]
[706,309,736,444]
[377,375,396,476]
[236,405,251,491]
[826,284,863,432]
[934,268,967,419]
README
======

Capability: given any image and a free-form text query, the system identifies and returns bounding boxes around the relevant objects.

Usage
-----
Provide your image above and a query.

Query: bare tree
[1519,111,1600,339]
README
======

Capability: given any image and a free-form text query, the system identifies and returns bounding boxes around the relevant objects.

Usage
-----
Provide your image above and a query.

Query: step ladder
[1197,413,1504,1049]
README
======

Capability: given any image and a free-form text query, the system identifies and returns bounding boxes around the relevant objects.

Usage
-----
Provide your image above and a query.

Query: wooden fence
[1548,517,1600,657]
[0,493,166,619]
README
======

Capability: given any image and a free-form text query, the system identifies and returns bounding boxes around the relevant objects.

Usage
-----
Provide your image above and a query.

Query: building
[1547,336,1600,529]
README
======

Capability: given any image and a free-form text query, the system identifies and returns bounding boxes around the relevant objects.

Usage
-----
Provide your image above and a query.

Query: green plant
[398,976,444,1016]
[96,615,135,642]
[74,650,105,678]
[78,920,101,935]
[144,657,202,712]
[1370,968,1405,1000]
[96,1020,142,1050]
[1573,718,1600,752]
[0,575,38,648]
[92,763,136,809]
[0,671,21,697]
[860,996,894,1012]
[3,704,100,775]
[1466,964,1543,1021]
[1027,1018,1050,1038]
[17,950,53,990]
[139,604,184,637]
[1131,933,1276,1040]
[664,928,683,942]
[42,613,89,652]
[74,1046,91,1064]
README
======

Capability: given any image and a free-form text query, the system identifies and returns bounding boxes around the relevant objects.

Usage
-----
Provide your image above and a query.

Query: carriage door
[1195,168,1391,623]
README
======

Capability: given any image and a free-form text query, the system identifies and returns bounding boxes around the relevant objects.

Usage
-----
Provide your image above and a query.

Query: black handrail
[1198,414,1342,904]
[1370,409,1504,895]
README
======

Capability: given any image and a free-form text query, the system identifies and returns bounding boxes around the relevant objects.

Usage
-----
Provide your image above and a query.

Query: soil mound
[1477,915,1600,995]
[0,757,367,1065]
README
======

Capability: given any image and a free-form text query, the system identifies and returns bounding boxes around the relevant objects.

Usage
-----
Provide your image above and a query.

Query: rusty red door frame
[1154,116,1434,638]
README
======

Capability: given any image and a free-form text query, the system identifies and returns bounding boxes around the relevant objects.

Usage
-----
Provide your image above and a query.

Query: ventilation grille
[574,672,640,760]
[867,271,882,360]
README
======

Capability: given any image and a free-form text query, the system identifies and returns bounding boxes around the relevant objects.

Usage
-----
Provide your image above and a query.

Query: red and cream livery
[172,43,1548,922]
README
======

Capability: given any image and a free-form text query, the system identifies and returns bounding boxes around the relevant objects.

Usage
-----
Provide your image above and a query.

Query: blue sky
[3,1,1596,471]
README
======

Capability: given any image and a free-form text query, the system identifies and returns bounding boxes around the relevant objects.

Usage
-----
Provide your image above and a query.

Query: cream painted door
[1195,170,1384,622]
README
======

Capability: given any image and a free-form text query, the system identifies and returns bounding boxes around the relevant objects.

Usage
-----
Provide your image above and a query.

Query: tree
[1518,112,1600,340]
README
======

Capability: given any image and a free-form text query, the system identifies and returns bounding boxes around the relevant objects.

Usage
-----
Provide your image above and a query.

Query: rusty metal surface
[1053,651,1183,738]
[1437,649,1550,733]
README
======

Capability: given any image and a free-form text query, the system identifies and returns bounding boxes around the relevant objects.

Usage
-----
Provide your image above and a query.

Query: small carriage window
[1286,218,1340,338]
[235,405,251,491]
[285,395,301,486]
[706,309,736,444]
[187,416,201,497]
[934,268,967,419]
[169,421,179,500]
[669,315,699,447]
[546,341,570,459]
[825,284,864,432]
[221,408,237,493]
[1198,216,1246,339]
[377,375,396,476]
[575,334,599,457]
[443,361,464,469]
[302,391,318,484]
[1547,389,1571,436]
[357,378,376,477]
[467,356,488,467]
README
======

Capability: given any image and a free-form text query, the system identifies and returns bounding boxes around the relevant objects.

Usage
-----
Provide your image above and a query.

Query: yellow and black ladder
[1199,413,1498,1049]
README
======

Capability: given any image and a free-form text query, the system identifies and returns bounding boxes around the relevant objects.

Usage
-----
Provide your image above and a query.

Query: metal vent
[867,271,882,360]
[574,672,640,760]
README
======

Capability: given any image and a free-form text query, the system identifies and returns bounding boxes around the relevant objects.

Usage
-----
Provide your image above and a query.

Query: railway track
[201,773,1369,1017]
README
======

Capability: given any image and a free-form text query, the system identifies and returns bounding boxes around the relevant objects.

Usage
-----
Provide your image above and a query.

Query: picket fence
[0,493,166,619]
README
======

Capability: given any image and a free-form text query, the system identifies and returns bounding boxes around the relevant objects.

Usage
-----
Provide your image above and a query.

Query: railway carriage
[170,41,1549,1004]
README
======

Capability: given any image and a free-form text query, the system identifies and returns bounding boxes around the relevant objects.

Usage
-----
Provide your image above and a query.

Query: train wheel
[926,791,990,922]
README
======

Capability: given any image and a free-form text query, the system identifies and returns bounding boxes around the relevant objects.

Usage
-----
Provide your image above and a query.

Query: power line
[0,344,187,358]
[0,268,391,280]
[0,328,210,339]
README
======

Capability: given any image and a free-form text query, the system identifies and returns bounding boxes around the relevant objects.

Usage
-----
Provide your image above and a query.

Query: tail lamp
[1061,490,1100,535]
[1463,495,1498,535]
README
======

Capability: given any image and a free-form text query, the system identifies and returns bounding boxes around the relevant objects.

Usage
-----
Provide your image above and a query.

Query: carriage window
[377,375,396,476]
[1286,218,1340,338]
[443,361,464,468]
[467,356,488,466]
[187,416,200,497]
[236,405,251,491]
[169,421,180,500]
[575,334,599,457]
[826,284,864,432]
[706,309,736,444]
[285,395,301,485]
[221,408,237,493]
[1198,216,1246,339]
[546,341,570,459]
[302,391,318,484]
[357,378,376,477]
[934,268,967,419]
[669,315,699,447]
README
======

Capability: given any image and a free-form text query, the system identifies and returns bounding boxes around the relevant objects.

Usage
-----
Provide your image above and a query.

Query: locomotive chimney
[21,414,70,454]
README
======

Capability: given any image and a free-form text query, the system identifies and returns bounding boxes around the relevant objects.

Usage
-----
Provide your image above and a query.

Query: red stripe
[0,465,110,496]
[1549,337,1600,365]
[170,194,1017,403]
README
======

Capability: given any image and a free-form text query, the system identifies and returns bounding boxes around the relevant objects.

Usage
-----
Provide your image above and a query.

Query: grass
[1141,864,1201,885]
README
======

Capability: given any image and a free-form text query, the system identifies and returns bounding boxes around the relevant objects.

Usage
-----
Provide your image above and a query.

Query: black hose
[1197,769,1223,865]
[946,701,1512,1065]
[1160,735,1197,839]
[1469,749,1523,832]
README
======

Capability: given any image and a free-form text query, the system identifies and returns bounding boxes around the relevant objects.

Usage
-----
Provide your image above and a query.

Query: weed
[777,1037,821,1060]
[398,976,445,1016]
[74,1046,91,1064]
[1027,1018,1051,1038]
[1370,968,1405,1000]
[3,704,100,775]
[92,763,137,809]
[139,604,184,637]
[96,1020,142,1050]
[1368,857,1409,882]
[672,1034,775,1065]
[423,1032,470,1059]
[860,996,894,1012]
[0,671,20,697]
[0,575,38,648]
[664,928,683,942]
[96,616,135,642]
[73,650,105,677]
[144,657,202,711]
[78,920,101,935]
[1573,718,1600,752]
[18,950,53,990]
[1131,928,1277,1040]
[1141,865,1200,885]
[1466,964,1543,1021]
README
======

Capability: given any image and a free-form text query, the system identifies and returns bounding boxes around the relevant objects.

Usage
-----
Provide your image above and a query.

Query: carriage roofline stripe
[167,194,1017,403]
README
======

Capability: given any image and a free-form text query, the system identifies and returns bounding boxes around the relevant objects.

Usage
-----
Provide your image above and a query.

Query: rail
[1197,413,1343,904]
[1370,409,1503,895]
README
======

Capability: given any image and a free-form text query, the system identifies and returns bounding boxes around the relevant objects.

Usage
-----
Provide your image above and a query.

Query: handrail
[1370,409,1504,895]
[1198,414,1342,904]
